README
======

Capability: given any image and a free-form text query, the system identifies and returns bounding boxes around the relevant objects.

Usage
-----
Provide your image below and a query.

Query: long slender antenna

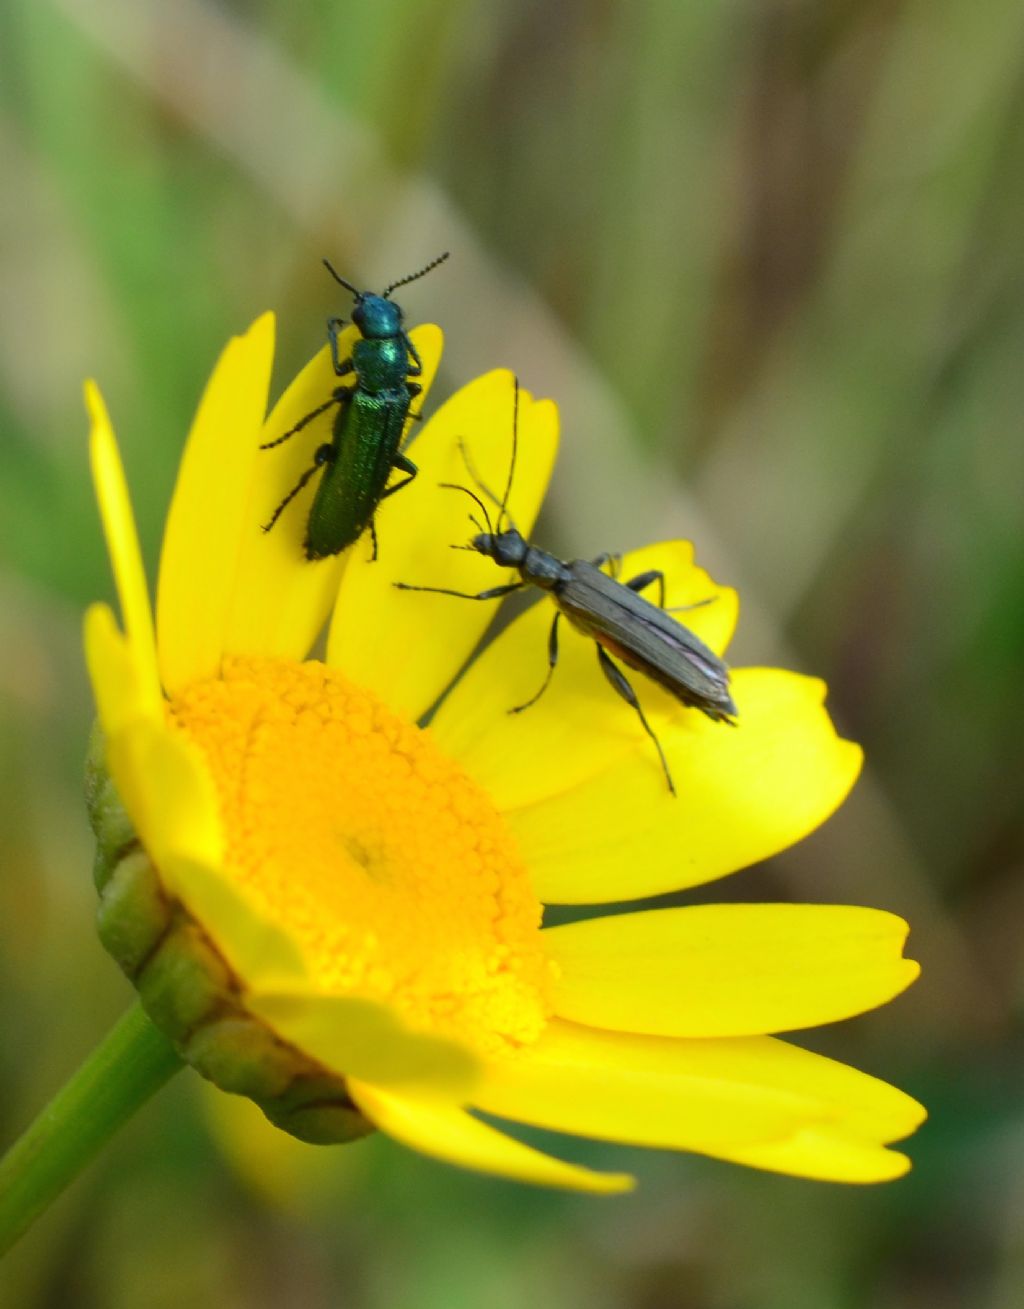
[498,375,520,530]
[382,251,450,299]
[455,438,501,507]
[322,259,361,297]
[438,481,494,536]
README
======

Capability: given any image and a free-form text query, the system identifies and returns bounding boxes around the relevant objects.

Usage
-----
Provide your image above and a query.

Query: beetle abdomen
[305,388,410,559]
[556,560,737,722]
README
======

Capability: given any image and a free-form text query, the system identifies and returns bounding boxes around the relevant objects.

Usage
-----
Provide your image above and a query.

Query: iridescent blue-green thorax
[351,335,410,393]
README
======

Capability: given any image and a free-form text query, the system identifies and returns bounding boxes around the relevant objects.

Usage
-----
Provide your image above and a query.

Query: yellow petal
[156,313,276,694]
[729,1035,925,1145]
[225,325,443,665]
[83,603,161,736]
[247,993,479,1099]
[85,381,162,718]
[104,718,224,874]
[100,727,309,989]
[475,1021,924,1157]
[511,667,862,903]
[544,904,919,1037]
[475,1020,834,1151]
[348,1080,633,1194]
[162,855,307,990]
[327,370,558,722]
[430,542,737,811]
[709,1126,912,1183]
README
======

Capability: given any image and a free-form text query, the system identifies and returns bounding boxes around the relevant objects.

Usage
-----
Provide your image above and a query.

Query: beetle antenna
[497,375,519,531]
[438,481,494,536]
[322,259,361,298]
[383,251,450,299]
[455,439,501,507]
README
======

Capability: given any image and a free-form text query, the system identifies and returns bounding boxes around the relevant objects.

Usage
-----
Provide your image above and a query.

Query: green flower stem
[0,1002,183,1257]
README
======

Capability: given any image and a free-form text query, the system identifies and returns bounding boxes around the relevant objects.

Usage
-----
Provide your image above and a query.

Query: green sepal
[86,722,141,892]
[135,916,231,1040]
[185,1016,297,1101]
[96,848,170,975]
[257,1074,375,1145]
[84,723,375,1147]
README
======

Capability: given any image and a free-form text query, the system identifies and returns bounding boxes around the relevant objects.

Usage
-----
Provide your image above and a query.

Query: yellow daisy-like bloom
[83,313,924,1194]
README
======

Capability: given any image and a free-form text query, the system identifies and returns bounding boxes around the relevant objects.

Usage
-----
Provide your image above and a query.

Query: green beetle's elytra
[261,252,449,560]
[394,379,737,795]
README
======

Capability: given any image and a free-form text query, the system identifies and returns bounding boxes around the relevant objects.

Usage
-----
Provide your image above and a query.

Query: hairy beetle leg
[382,453,418,500]
[260,388,352,451]
[596,645,676,796]
[624,568,666,608]
[262,444,334,534]
[509,612,562,714]
[393,580,524,601]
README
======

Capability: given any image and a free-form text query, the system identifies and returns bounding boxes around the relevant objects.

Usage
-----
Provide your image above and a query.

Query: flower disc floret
[170,655,554,1058]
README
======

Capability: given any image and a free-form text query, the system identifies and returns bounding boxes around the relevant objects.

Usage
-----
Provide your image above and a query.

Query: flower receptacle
[85,726,374,1146]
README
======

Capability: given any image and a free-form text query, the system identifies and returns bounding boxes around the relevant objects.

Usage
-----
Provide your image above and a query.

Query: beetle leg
[393,581,524,601]
[596,646,676,796]
[404,382,424,423]
[626,569,717,617]
[624,568,666,609]
[382,453,418,499]
[403,332,424,377]
[261,444,334,533]
[624,567,717,616]
[328,318,355,377]
[259,388,351,450]
[368,519,379,562]
[509,612,561,714]
[591,552,622,579]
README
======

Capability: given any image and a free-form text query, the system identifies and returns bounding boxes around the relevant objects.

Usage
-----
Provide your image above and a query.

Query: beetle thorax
[519,545,569,591]
[352,335,408,392]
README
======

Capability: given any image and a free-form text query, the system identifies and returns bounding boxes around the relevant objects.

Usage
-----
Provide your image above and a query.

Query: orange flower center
[170,655,554,1057]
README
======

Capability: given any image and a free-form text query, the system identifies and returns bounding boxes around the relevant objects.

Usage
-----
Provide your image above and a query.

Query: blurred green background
[2,0,1023,1305]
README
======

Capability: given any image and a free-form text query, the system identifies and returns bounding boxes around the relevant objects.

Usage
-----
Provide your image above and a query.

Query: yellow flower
[84,313,924,1195]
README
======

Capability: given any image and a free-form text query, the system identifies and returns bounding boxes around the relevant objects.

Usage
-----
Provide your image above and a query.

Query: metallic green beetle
[261,253,448,559]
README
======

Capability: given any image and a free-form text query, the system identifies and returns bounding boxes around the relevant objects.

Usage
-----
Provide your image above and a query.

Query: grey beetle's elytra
[394,377,736,794]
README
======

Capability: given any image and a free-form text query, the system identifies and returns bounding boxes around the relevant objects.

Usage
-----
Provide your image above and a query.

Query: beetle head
[352,293,402,339]
[474,529,526,567]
